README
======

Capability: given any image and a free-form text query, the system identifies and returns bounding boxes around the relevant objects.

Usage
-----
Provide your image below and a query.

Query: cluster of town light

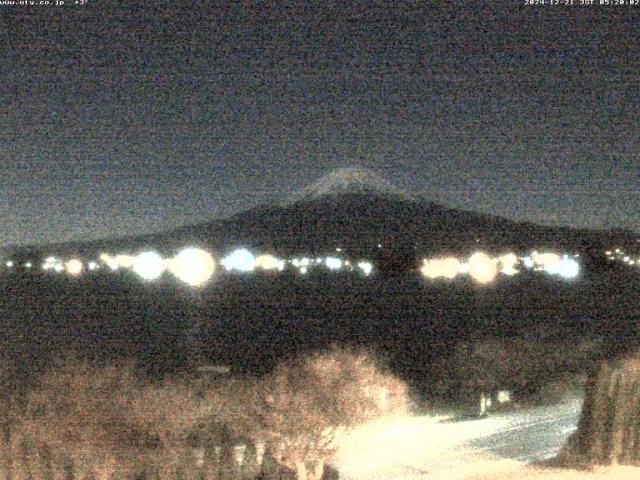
[420,250,581,284]
[99,248,216,286]
[218,248,374,276]
[605,248,639,268]
[0,245,375,286]
[7,248,216,287]
[523,251,581,278]
[1,245,591,287]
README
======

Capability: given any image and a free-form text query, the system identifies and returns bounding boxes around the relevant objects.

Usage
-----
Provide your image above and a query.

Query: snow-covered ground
[333,399,588,480]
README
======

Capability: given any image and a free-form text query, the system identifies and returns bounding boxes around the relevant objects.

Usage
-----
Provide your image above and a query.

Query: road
[333,398,583,480]
[465,401,582,463]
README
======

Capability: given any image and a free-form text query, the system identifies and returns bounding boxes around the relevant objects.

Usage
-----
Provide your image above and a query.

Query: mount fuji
[7,168,637,276]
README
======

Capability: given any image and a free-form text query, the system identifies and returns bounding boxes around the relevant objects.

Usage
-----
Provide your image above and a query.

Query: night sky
[1,2,638,247]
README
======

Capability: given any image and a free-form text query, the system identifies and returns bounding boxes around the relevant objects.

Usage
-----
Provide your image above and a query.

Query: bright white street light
[65,258,84,276]
[441,257,461,279]
[132,251,165,281]
[220,248,255,272]
[555,257,580,279]
[421,257,460,280]
[498,253,519,276]
[468,252,497,284]
[168,248,216,286]
[114,254,135,269]
[357,261,373,276]
[300,257,311,267]
[533,252,561,270]
[254,254,280,271]
[325,257,342,270]
[420,259,441,279]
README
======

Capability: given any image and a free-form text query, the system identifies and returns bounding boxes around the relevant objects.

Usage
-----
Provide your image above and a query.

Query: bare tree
[18,357,207,480]
[248,346,410,480]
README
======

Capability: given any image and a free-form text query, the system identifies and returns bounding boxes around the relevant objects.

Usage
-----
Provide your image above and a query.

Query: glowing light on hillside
[221,249,255,272]
[132,251,165,281]
[534,253,562,273]
[99,253,118,270]
[420,259,441,279]
[325,257,342,270]
[88,261,98,271]
[420,257,461,280]
[167,248,216,287]
[498,253,519,276]
[42,256,61,272]
[99,253,119,271]
[254,254,281,271]
[501,267,518,276]
[357,261,373,276]
[65,259,83,276]
[25,262,32,269]
[115,254,135,269]
[441,257,461,279]
[5,260,13,268]
[556,257,580,279]
[292,257,311,269]
[468,252,497,284]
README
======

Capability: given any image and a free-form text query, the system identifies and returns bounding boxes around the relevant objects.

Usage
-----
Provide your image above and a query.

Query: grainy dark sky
[1,1,639,246]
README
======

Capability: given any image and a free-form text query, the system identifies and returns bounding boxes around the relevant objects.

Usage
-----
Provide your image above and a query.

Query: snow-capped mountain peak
[284,167,413,205]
